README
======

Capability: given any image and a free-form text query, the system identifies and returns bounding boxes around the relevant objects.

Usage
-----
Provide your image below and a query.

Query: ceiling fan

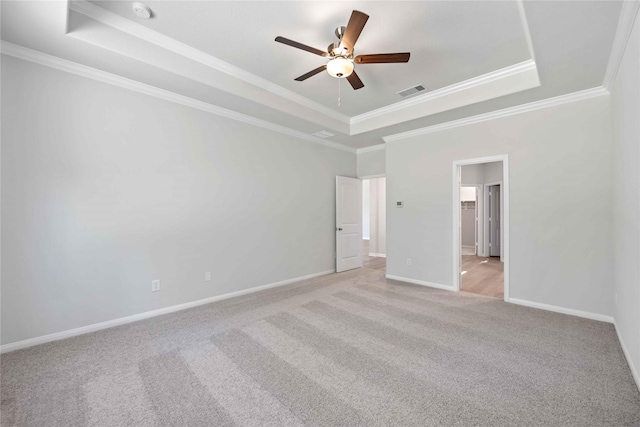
[275,10,410,90]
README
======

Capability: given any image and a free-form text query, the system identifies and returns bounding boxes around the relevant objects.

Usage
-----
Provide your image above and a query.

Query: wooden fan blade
[346,71,364,90]
[354,53,411,64]
[295,65,327,81]
[275,36,328,57]
[340,10,369,52]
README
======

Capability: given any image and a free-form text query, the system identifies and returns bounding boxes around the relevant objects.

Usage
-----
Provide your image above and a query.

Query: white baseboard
[509,298,614,323]
[385,274,454,291]
[369,253,387,258]
[614,319,640,392]
[0,269,335,354]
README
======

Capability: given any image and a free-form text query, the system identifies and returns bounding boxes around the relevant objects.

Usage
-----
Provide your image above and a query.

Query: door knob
[337,228,343,231]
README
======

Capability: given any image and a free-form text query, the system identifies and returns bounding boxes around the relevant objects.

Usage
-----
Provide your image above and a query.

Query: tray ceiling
[0,1,625,149]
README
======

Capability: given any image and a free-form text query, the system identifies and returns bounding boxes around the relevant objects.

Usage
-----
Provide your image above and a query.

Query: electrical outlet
[205,272,211,282]
[151,279,160,292]
[406,258,412,266]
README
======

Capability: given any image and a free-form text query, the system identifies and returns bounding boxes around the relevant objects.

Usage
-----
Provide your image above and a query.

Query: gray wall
[483,161,503,184]
[387,95,612,316]
[461,164,483,185]
[461,162,503,185]
[611,12,640,386]
[460,206,476,247]
[357,148,385,178]
[1,56,355,345]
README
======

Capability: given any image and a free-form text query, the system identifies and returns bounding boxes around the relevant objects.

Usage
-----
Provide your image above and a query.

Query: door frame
[484,181,503,261]
[360,174,386,260]
[359,174,385,180]
[452,155,510,301]
[366,176,387,259]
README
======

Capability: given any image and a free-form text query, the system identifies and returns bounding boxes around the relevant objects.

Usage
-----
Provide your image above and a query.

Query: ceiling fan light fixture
[276,10,409,90]
[327,57,354,78]
[328,41,349,57]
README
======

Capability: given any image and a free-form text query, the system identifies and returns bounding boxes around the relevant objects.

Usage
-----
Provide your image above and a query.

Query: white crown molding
[603,1,640,90]
[64,0,71,33]
[356,144,386,154]
[0,269,335,353]
[509,298,614,323]
[351,60,537,125]
[1,41,356,154]
[68,0,542,138]
[68,0,350,125]
[516,0,536,63]
[383,86,609,143]
[65,0,546,140]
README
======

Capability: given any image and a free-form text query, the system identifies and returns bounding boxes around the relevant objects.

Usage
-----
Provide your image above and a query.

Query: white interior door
[489,185,501,257]
[336,176,362,272]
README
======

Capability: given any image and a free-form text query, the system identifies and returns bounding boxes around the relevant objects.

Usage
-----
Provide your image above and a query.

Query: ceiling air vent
[397,84,427,98]
[312,130,335,139]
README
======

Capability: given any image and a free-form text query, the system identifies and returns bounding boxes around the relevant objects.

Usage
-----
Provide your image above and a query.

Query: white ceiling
[0,1,624,150]
[91,1,532,116]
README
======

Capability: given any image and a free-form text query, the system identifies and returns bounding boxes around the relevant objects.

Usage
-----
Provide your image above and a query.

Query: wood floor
[362,240,386,271]
[360,241,501,298]
[461,255,504,299]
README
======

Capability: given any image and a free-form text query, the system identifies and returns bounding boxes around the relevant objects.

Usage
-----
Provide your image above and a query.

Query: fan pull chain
[338,77,342,108]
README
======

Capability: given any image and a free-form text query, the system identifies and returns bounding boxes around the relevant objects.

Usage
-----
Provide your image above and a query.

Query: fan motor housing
[328,26,352,58]
[328,41,351,58]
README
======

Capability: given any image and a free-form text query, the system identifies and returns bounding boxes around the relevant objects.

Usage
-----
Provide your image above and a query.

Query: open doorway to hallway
[458,161,505,299]
[362,177,386,271]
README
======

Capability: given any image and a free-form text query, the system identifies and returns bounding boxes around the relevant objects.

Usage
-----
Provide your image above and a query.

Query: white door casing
[336,176,362,272]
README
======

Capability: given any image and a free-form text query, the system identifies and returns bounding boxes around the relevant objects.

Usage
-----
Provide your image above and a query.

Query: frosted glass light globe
[326,57,354,78]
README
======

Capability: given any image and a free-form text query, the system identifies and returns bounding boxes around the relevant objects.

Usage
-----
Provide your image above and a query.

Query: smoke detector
[132,2,152,19]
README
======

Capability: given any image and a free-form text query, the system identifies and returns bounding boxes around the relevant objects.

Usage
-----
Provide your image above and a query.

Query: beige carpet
[2,268,639,426]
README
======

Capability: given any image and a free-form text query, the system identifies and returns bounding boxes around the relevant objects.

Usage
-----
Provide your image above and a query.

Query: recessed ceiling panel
[90,1,533,116]
[1,0,623,150]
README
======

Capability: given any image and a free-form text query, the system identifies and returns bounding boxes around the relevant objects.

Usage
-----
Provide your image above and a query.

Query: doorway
[362,176,386,271]
[453,157,509,301]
